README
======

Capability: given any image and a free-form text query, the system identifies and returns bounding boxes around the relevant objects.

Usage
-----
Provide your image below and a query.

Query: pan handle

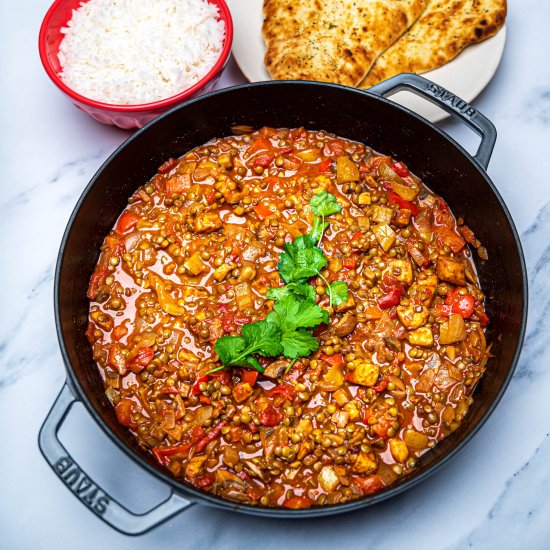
[38,383,194,535]
[368,73,497,170]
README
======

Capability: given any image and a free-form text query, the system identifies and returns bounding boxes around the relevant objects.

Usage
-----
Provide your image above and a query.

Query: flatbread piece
[263,0,427,87]
[360,0,507,87]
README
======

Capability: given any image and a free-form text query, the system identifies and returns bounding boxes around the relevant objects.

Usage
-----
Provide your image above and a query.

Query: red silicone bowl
[38,0,233,129]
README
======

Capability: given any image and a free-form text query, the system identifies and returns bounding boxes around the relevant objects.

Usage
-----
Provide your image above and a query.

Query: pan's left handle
[38,383,194,535]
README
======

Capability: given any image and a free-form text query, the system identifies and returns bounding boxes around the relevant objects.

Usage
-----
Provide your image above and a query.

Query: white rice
[58,0,225,105]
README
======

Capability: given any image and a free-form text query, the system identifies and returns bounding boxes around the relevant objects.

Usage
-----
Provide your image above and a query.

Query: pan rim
[53,80,529,518]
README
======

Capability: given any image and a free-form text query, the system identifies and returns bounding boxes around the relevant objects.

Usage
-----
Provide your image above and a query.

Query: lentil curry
[87,127,491,509]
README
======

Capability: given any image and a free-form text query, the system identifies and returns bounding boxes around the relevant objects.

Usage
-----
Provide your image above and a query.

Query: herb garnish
[213,191,349,374]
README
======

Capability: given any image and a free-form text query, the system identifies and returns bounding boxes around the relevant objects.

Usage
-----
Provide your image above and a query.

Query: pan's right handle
[38,383,194,535]
[368,73,497,170]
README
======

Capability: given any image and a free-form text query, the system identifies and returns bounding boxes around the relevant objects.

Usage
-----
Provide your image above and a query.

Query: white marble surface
[1,0,550,547]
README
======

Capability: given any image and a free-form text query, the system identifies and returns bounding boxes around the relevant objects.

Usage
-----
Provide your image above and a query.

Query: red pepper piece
[392,161,410,178]
[195,421,228,452]
[85,322,96,344]
[152,442,192,466]
[190,424,205,443]
[320,353,344,368]
[107,344,127,375]
[377,287,404,310]
[87,266,109,300]
[241,370,259,386]
[253,153,275,169]
[199,395,212,405]
[267,384,295,400]
[440,288,476,318]
[221,313,252,334]
[115,399,134,427]
[343,255,359,269]
[353,475,385,496]
[206,190,216,205]
[115,211,140,234]
[247,136,271,155]
[388,192,419,216]
[193,473,215,489]
[192,375,209,395]
[127,346,154,373]
[283,496,313,509]
[318,158,332,172]
[371,377,389,393]
[258,405,283,427]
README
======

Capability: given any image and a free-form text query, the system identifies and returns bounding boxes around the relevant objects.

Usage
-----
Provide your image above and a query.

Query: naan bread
[263,0,427,87]
[360,0,507,87]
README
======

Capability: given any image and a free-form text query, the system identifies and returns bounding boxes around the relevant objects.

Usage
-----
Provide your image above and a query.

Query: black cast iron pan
[39,74,527,534]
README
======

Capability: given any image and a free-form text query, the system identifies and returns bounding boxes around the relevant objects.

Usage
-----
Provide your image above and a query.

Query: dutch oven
[39,74,527,535]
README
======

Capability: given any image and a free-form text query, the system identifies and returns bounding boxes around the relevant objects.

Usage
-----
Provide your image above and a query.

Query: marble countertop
[2,0,549,547]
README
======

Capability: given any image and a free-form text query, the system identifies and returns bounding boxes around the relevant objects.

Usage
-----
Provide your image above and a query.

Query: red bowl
[38,0,233,129]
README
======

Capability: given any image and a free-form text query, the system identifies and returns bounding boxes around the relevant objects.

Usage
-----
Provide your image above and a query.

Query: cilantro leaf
[310,191,342,217]
[270,296,328,333]
[329,281,349,306]
[236,355,263,371]
[294,298,329,328]
[281,328,320,358]
[215,336,246,365]
[241,320,283,357]
[292,248,327,279]
[278,241,327,283]
[266,282,315,302]
[310,217,329,243]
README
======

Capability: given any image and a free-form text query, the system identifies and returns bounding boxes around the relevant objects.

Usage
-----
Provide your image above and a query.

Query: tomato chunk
[115,212,140,234]
[258,405,283,427]
[283,496,313,509]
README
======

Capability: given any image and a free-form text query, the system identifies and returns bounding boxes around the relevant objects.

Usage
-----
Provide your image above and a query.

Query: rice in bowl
[58,0,225,105]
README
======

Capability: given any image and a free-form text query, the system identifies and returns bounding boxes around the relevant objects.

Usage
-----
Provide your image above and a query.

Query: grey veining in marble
[1,0,550,548]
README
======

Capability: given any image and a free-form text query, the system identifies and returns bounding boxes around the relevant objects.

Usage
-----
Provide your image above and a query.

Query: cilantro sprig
[213,191,349,374]
[213,295,328,373]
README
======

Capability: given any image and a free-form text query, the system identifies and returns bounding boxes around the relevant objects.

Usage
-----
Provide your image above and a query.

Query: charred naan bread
[360,0,507,87]
[263,0,427,87]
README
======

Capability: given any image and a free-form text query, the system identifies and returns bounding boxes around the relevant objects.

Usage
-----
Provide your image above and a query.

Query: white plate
[226,0,506,123]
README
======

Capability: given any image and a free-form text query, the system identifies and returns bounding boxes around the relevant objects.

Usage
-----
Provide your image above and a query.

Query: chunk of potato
[436,256,466,285]
[324,364,345,387]
[232,382,253,403]
[357,193,371,205]
[352,451,378,475]
[183,252,207,275]
[295,418,313,437]
[348,361,379,387]
[373,224,396,252]
[389,438,409,463]
[394,208,412,227]
[408,327,434,347]
[319,466,340,492]
[408,273,438,306]
[383,259,413,286]
[336,156,360,183]
[212,263,232,281]
[185,455,207,479]
[344,401,362,421]
[371,205,394,224]
[396,304,429,329]
[194,212,222,233]
[403,429,429,451]
[234,282,254,310]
